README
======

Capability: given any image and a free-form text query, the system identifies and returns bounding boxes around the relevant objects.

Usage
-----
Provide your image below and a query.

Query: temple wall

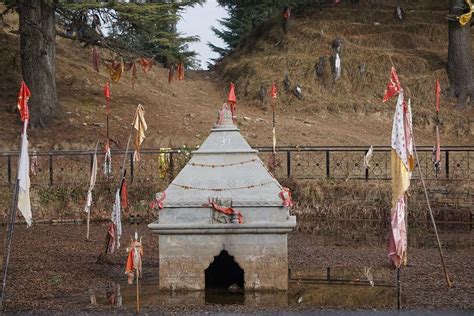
[158,234,289,290]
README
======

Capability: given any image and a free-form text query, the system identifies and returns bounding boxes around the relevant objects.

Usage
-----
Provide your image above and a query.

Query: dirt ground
[0,4,473,153]
[1,223,472,313]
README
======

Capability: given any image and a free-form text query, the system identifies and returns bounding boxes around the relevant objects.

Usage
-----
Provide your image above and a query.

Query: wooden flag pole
[396,267,401,310]
[412,138,452,288]
[86,204,90,240]
[136,268,140,313]
[0,179,20,311]
[272,97,276,174]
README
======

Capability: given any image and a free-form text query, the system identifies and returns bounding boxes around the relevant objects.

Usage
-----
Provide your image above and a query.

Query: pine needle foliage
[209,0,314,60]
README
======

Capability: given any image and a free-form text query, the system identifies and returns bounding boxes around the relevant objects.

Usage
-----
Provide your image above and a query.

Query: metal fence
[0,146,472,187]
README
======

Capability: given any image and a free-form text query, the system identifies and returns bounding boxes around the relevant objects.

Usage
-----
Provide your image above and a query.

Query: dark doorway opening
[205,250,244,290]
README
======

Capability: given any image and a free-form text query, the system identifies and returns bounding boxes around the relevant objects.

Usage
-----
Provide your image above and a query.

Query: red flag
[435,79,441,112]
[138,57,153,73]
[104,82,110,100]
[120,178,128,209]
[271,83,278,99]
[17,81,31,122]
[104,82,110,114]
[383,67,401,102]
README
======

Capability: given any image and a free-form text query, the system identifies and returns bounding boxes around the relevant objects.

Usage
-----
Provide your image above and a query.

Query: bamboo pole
[397,268,401,310]
[412,138,452,288]
[272,96,276,174]
[0,179,19,311]
[136,268,140,313]
[0,120,27,310]
[86,205,90,240]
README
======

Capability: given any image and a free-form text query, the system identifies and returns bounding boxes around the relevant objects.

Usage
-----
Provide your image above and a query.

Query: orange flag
[17,81,31,122]
[435,79,441,112]
[271,82,278,99]
[104,82,111,114]
[228,82,237,118]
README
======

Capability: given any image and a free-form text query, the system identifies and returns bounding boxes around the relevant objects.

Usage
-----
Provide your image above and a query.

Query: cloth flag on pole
[138,57,153,73]
[388,92,414,268]
[120,178,128,209]
[228,82,237,118]
[125,234,143,284]
[364,145,374,169]
[132,104,147,162]
[17,81,31,122]
[18,122,32,227]
[334,53,341,81]
[104,141,112,176]
[458,0,473,26]
[111,189,122,249]
[16,81,32,226]
[84,146,98,213]
[104,82,110,100]
[104,82,111,114]
[383,67,402,103]
[435,79,441,112]
[271,83,278,99]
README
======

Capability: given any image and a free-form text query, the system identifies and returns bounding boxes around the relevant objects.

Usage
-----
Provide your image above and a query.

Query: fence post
[130,152,134,183]
[286,151,291,178]
[445,150,449,180]
[7,155,11,186]
[49,154,53,186]
[326,150,330,179]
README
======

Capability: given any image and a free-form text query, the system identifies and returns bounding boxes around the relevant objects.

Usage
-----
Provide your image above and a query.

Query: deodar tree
[447,0,473,107]
[18,0,59,128]
[6,0,203,128]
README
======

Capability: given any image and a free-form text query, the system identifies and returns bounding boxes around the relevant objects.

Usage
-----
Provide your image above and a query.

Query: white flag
[84,149,98,213]
[364,145,374,169]
[335,53,341,80]
[111,189,122,249]
[17,121,32,226]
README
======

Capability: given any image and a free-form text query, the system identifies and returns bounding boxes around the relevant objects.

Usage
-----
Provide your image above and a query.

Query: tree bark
[19,0,60,128]
[447,0,474,107]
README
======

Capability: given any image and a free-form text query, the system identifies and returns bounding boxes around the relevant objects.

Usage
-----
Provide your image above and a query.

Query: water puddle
[92,267,399,309]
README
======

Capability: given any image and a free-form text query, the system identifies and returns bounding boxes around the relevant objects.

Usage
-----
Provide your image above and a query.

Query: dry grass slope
[215,0,474,139]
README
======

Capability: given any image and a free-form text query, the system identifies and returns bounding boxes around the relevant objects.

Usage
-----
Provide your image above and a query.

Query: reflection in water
[106,282,122,306]
[205,289,245,305]
[96,282,396,309]
[90,267,406,309]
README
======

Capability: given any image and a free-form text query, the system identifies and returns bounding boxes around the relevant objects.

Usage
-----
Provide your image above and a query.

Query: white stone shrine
[148,105,296,290]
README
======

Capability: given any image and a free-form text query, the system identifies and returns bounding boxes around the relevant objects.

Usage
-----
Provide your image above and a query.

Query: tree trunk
[447,0,474,107]
[19,0,60,128]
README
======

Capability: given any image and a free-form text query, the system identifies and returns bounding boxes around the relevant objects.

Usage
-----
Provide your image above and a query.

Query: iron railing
[0,146,472,187]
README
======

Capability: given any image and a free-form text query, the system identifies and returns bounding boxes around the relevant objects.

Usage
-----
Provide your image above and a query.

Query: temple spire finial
[215,103,234,127]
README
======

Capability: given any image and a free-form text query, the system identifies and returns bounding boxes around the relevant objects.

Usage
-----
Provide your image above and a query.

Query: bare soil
[0,4,472,154]
[1,223,472,313]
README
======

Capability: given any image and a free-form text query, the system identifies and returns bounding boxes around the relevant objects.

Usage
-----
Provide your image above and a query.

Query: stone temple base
[157,232,289,291]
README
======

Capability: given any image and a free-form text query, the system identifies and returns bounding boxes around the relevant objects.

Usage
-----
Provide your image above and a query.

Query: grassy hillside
[0,2,472,151]
[215,0,473,141]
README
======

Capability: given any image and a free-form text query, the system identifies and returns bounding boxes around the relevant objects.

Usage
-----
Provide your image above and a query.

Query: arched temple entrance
[205,250,244,290]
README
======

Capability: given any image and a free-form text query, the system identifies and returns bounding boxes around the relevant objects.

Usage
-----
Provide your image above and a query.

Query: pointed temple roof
[163,105,284,208]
